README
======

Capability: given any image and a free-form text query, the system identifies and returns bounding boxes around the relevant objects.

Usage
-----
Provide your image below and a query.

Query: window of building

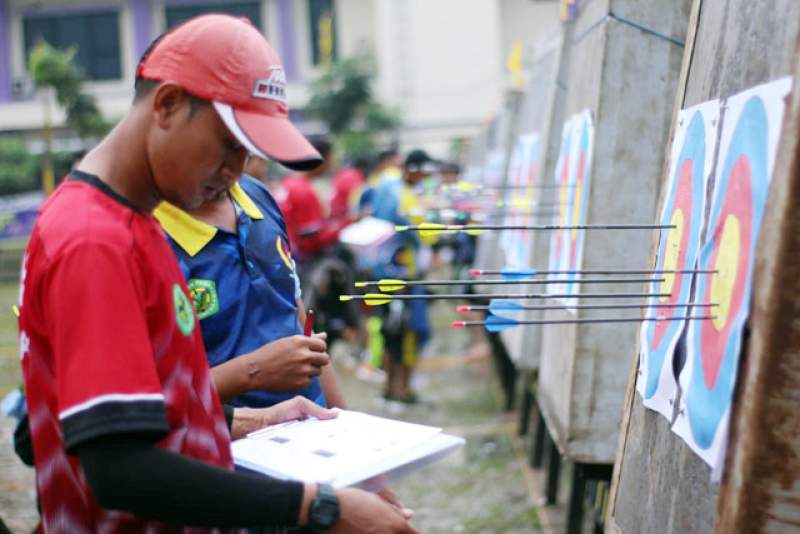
[165,2,262,30]
[308,0,336,66]
[23,10,122,81]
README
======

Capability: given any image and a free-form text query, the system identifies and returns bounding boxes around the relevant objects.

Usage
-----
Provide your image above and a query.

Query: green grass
[396,432,541,533]
[461,505,542,533]
[0,281,21,396]
[0,238,28,252]
[442,378,503,422]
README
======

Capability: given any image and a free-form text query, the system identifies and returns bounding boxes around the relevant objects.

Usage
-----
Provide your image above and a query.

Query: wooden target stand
[606,1,800,531]
[712,40,800,534]
[518,379,615,534]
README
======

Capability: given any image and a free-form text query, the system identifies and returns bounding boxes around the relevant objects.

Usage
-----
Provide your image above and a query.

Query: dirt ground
[331,306,542,533]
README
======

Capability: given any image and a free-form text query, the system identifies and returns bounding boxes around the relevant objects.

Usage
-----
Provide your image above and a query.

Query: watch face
[311,485,340,529]
[313,501,338,527]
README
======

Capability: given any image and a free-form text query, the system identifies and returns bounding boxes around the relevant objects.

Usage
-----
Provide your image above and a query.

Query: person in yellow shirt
[370,150,436,402]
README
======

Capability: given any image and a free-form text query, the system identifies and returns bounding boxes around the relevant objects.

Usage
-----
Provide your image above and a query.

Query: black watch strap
[308,483,340,531]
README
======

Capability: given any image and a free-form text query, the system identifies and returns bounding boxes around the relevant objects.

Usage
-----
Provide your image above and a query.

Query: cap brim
[213,102,322,171]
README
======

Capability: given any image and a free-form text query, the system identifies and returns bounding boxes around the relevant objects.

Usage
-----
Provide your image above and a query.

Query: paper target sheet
[232,409,464,488]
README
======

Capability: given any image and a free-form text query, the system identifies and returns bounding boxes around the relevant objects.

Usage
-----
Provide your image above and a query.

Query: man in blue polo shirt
[155,166,406,508]
[154,171,348,408]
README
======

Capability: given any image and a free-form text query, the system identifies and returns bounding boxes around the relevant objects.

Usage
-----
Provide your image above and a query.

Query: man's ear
[151,82,188,129]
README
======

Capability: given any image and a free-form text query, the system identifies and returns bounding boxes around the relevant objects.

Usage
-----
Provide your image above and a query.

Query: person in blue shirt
[155,166,404,508]
[369,150,434,403]
[154,172,347,409]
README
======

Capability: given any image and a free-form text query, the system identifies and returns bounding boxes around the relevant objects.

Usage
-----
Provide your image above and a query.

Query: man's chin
[161,191,203,211]
[204,189,228,203]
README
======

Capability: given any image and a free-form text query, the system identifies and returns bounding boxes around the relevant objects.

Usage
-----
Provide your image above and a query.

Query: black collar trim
[68,170,141,212]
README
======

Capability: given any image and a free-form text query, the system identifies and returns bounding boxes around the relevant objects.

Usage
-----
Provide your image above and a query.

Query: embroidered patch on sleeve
[188,279,220,320]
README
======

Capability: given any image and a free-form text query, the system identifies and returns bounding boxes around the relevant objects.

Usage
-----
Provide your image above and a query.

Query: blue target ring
[685,96,769,449]
[642,111,707,399]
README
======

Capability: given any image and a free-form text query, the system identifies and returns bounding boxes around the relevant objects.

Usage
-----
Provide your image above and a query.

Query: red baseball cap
[137,14,321,171]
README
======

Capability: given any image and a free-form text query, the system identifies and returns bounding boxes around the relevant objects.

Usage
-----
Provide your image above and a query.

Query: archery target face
[503,133,539,268]
[547,111,593,304]
[501,142,524,262]
[548,118,575,296]
[684,98,764,449]
[638,102,718,418]
[516,134,539,266]
[565,112,594,296]
[673,76,791,471]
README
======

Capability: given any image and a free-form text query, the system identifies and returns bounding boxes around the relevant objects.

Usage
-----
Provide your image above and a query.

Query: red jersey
[19,172,234,533]
[329,166,365,220]
[276,174,347,258]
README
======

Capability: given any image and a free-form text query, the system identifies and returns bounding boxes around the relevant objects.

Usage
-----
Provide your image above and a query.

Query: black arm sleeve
[77,434,304,529]
[223,404,235,430]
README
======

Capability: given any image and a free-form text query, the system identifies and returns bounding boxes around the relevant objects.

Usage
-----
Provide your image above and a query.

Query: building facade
[0,0,559,157]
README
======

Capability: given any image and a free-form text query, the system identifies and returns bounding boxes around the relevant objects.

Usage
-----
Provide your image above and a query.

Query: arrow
[453,314,716,333]
[424,206,561,215]
[420,208,558,220]
[444,181,571,194]
[457,300,718,315]
[488,208,561,216]
[395,222,675,237]
[394,223,488,236]
[339,291,672,306]
[469,267,718,280]
[354,277,666,293]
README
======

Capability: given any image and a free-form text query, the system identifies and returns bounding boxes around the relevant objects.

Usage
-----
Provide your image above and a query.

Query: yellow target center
[709,214,741,331]
[510,196,527,209]
[660,209,684,302]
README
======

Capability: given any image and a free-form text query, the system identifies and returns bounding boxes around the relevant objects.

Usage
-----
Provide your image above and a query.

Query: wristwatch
[308,483,340,531]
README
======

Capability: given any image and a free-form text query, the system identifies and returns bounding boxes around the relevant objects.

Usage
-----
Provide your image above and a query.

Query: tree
[305,52,399,158]
[29,41,107,138]
[0,137,76,195]
[28,41,108,193]
[0,137,38,194]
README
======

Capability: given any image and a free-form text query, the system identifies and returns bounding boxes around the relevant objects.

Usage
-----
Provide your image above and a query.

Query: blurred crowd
[246,137,478,404]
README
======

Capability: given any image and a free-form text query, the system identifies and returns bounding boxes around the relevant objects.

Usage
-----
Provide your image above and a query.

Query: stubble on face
[151,100,244,211]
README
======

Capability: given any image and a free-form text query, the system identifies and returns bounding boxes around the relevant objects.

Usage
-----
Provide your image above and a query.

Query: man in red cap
[18,14,415,533]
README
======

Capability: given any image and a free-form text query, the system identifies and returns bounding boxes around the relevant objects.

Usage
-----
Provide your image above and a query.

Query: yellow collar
[153,182,264,257]
[229,182,265,220]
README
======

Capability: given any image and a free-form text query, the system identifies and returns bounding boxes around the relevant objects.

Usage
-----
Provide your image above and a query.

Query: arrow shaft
[463,314,715,327]
[476,302,717,312]
[489,214,558,218]
[406,224,675,231]
[448,184,572,190]
[489,210,561,215]
[469,224,673,230]
[370,277,666,288]
[473,269,717,276]
[352,292,671,301]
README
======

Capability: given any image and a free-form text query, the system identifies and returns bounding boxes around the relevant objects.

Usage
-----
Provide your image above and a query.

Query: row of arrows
[395,222,675,237]
[338,219,714,331]
[340,268,717,331]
